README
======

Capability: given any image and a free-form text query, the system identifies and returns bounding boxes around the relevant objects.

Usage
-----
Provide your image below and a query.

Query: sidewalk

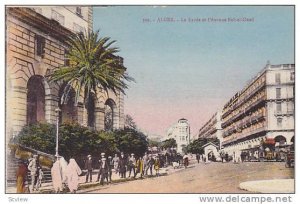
[239,179,294,193]
[7,160,197,193]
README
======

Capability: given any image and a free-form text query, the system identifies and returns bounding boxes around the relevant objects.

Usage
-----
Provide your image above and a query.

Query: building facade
[198,111,223,146]
[6,6,125,142]
[166,118,191,153]
[221,63,295,159]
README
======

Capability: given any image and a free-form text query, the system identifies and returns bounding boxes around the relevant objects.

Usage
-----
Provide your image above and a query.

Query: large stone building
[166,118,191,153]
[197,63,294,161]
[221,63,295,158]
[198,110,223,147]
[6,6,125,143]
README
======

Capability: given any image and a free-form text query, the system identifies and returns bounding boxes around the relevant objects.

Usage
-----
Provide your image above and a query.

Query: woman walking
[66,158,82,193]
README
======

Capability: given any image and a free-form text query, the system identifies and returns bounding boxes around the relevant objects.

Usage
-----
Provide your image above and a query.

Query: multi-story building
[221,63,295,158]
[166,118,191,153]
[6,6,125,142]
[198,111,223,147]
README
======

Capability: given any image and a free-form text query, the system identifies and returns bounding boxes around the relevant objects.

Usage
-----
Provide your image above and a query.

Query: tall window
[76,7,82,16]
[275,73,281,84]
[276,102,282,113]
[27,76,45,124]
[51,9,65,25]
[290,72,295,81]
[35,35,45,57]
[276,88,281,99]
[64,49,70,66]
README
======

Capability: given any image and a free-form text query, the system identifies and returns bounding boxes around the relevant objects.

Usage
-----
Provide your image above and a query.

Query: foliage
[114,128,148,157]
[187,138,220,154]
[47,30,134,104]
[161,138,177,149]
[124,114,137,129]
[16,123,148,165]
[148,139,161,148]
[16,123,56,155]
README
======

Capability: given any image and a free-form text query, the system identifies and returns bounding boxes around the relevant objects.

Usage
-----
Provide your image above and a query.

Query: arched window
[27,76,45,124]
[105,99,117,131]
[58,84,77,123]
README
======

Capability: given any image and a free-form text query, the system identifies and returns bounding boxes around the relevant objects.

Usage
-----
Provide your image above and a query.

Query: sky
[93,6,294,137]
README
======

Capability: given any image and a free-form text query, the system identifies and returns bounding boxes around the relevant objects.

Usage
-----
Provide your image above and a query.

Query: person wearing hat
[118,153,127,178]
[98,153,110,185]
[28,154,39,192]
[128,153,136,178]
[96,153,105,182]
[84,155,93,183]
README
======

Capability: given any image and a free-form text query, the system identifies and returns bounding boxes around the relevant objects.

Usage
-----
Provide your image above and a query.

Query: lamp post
[55,108,61,157]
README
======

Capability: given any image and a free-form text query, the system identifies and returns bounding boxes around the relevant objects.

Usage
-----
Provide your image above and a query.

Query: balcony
[222,82,266,118]
[222,95,266,129]
[222,126,266,145]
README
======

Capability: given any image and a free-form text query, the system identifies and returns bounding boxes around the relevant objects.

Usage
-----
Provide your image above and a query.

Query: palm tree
[48,30,134,104]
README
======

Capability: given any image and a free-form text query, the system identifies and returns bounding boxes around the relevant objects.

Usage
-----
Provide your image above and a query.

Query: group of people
[15,152,164,193]
[16,154,44,193]
[84,152,161,185]
[51,156,82,193]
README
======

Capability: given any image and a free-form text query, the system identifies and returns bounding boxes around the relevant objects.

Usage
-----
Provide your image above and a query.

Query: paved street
[84,162,294,193]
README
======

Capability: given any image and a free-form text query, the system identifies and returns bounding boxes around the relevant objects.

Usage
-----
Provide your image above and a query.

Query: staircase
[6,144,54,190]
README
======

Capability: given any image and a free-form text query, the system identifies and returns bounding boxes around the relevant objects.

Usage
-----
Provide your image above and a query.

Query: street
[84,162,294,193]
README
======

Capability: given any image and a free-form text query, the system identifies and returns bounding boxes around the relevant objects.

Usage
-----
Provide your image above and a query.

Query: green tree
[48,30,134,104]
[161,138,177,150]
[16,123,56,154]
[114,128,148,157]
[124,114,137,129]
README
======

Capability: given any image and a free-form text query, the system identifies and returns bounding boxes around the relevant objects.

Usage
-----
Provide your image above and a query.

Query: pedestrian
[108,156,113,182]
[59,157,68,186]
[154,156,160,177]
[27,154,38,192]
[112,154,119,174]
[196,153,200,164]
[99,153,109,185]
[183,154,189,169]
[118,152,127,178]
[84,155,93,183]
[128,153,136,178]
[35,167,43,191]
[142,153,148,175]
[51,158,63,193]
[16,161,28,193]
[135,156,144,178]
[145,155,154,176]
[66,158,82,193]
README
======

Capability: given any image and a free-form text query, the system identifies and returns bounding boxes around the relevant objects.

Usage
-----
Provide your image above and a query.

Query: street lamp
[55,108,61,157]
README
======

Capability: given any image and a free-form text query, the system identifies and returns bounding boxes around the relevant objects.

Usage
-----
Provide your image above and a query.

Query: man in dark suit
[85,155,93,183]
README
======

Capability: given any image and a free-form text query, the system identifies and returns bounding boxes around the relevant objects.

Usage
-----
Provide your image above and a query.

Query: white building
[166,118,191,153]
[221,63,295,158]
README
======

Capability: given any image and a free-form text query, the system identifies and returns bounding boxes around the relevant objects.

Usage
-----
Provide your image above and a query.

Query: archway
[104,99,117,131]
[291,136,294,144]
[274,135,287,146]
[26,76,45,124]
[58,84,78,124]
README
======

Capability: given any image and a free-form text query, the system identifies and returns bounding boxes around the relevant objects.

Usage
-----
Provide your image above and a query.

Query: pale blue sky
[93,6,294,136]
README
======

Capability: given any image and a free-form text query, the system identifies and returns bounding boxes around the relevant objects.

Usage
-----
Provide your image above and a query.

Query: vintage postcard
[4,4,296,203]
